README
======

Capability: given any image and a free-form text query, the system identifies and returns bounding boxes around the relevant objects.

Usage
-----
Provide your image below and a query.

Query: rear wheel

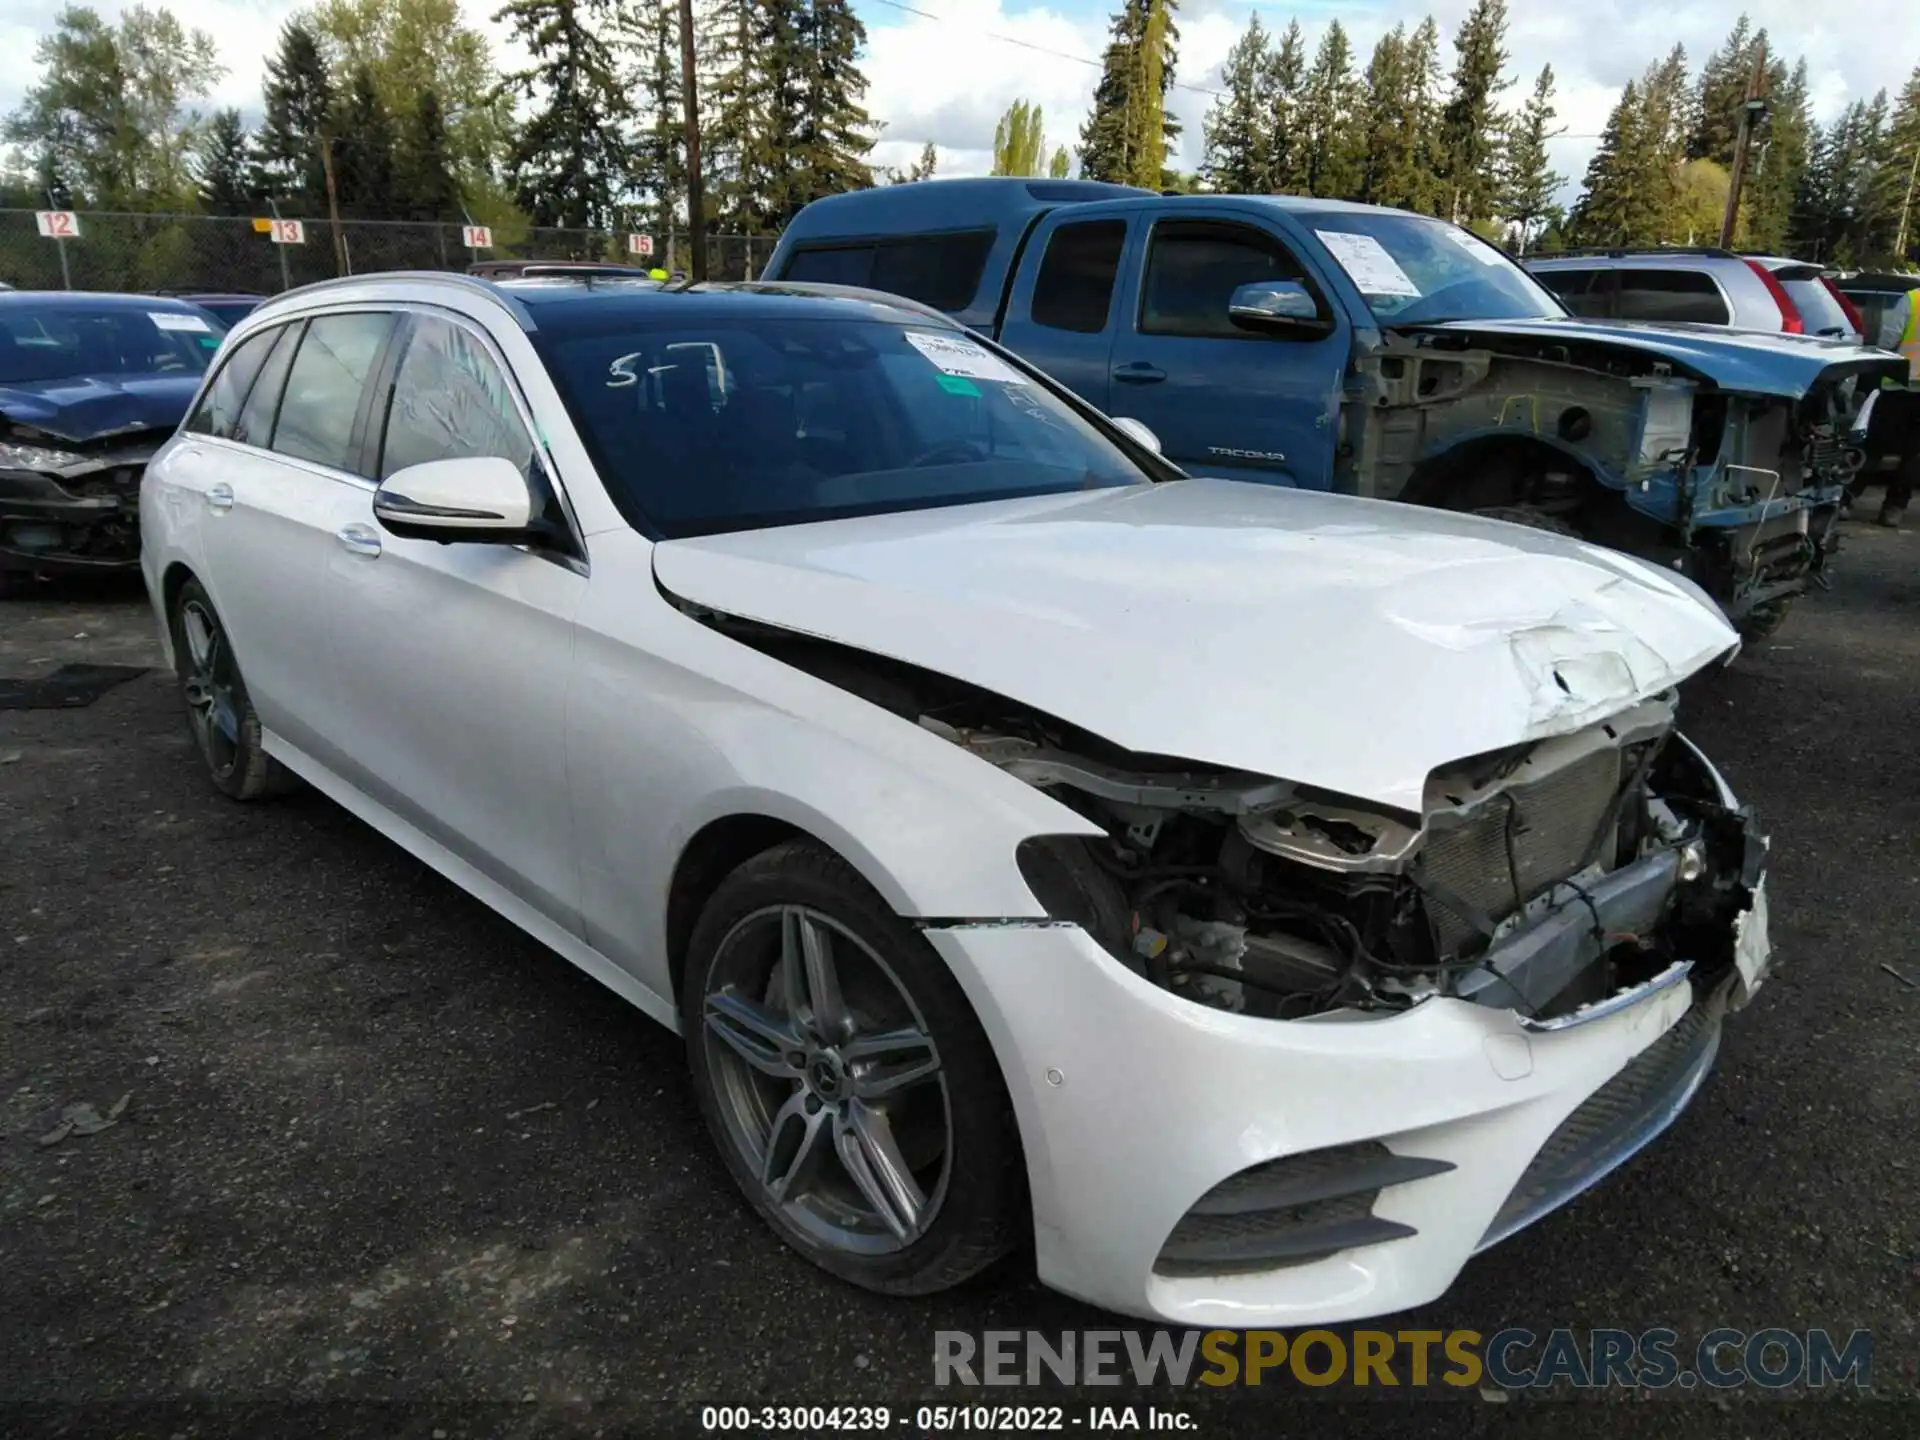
[682,839,1024,1295]
[168,579,297,800]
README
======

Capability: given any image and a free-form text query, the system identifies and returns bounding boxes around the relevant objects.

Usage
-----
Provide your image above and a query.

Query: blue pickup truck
[764,179,1904,636]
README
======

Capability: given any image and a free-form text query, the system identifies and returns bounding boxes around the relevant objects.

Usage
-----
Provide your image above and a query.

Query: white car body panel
[137,275,1772,1326]
[653,478,1738,815]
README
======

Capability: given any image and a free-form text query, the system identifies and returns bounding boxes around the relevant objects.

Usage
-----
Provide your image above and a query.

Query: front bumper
[926,750,1772,1327]
[1,468,144,576]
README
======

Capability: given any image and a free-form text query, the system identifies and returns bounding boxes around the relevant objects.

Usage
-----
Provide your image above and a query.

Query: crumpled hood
[0,374,201,444]
[654,479,1739,815]
[1402,316,1906,398]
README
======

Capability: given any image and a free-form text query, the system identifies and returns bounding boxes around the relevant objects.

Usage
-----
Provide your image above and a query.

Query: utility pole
[678,0,706,283]
[319,135,347,276]
[1718,41,1768,249]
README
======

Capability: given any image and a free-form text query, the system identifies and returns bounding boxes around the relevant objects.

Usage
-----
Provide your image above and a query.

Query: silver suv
[1526,248,1864,342]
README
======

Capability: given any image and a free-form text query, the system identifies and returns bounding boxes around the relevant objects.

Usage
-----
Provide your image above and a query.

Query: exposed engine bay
[693,609,1769,1025]
[1349,329,1893,625]
[0,424,159,577]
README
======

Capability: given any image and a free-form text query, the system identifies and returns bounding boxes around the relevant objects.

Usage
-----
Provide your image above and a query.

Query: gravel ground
[1,513,1916,1440]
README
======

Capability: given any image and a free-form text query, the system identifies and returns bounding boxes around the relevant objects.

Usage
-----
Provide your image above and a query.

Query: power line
[861,0,1606,136]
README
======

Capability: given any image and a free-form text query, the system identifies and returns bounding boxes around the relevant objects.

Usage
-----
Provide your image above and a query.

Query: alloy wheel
[701,904,951,1255]
[178,598,242,781]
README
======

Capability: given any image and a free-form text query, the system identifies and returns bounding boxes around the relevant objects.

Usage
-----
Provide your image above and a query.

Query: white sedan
[140,273,1772,1326]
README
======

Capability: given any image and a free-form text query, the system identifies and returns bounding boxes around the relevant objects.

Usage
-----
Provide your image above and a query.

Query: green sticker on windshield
[197,335,220,347]
[936,374,981,397]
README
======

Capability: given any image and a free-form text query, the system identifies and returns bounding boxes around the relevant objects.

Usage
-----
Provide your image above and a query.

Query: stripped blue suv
[766,179,1904,637]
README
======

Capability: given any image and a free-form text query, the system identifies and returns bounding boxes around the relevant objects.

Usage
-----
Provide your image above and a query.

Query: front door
[320,310,587,926]
[1103,212,1349,489]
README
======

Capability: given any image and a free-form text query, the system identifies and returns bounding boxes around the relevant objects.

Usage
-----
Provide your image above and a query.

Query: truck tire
[1736,599,1793,644]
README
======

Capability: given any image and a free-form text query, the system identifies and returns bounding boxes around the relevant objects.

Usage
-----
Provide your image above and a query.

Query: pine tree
[252,19,335,214]
[1437,0,1511,224]
[1498,65,1563,251]
[195,108,252,215]
[1265,18,1309,193]
[334,65,397,219]
[618,0,686,240]
[1049,146,1070,178]
[992,100,1048,177]
[1356,25,1418,209]
[493,0,634,230]
[1744,56,1811,254]
[1639,45,1690,240]
[1403,16,1447,215]
[1080,1,1181,189]
[395,88,461,221]
[1868,64,1920,263]
[1688,15,1756,163]
[1202,15,1271,193]
[1297,20,1360,200]
[915,141,939,180]
[1571,80,1655,244]
[790,0,877,211]
[702,0,768,231]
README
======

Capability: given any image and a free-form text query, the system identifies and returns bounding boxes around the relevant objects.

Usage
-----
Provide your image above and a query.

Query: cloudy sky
[3,0,1916,204]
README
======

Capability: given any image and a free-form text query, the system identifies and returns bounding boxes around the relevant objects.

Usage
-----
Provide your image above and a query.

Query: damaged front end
[962,694,1766,1028]
[0,425,160,579]
[1352,323,1899,630]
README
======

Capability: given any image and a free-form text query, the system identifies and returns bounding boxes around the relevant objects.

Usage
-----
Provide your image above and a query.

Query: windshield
[0,304,222,385]
[1301,211,1565,326]
[535,313,1147,537]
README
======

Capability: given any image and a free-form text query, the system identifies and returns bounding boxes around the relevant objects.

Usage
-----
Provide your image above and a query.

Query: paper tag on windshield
[1314,231,1421,297]
[904,330,1027,385]
[150,311,212,333]
[1445,228,1506,266]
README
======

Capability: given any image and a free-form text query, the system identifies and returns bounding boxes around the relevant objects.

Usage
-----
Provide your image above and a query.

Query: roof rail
[1528,245,1740,261]
[266,269,538,329]
[734,279,960,328]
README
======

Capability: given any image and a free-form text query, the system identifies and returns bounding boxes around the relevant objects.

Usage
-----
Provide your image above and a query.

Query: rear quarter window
[1613,270,1730,325]
[782,231,995,313]
[1776,278,1852,337]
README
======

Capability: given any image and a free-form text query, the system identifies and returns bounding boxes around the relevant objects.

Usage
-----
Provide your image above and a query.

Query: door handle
[1112,362,1167,384]
[335,524,382,558]
[204,482,234,512]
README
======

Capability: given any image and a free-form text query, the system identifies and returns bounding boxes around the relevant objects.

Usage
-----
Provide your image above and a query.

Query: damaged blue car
[765,181,1906,638]
[0,292,223,594]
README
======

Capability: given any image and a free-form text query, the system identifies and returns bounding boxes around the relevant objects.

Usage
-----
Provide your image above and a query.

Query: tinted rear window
[782,231,995,312]
[1614,270,1729,325]
[532,314,1142,538]
[1031,220,1127,333]
[1777,278,1853,337]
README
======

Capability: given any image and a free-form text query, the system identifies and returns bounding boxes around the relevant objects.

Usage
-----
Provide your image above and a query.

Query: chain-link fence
[0,210,781,295]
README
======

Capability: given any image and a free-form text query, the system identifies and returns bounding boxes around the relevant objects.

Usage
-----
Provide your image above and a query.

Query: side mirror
[1108,415,1162,455]
[373,456,536,543]
[1228,280,1333,338]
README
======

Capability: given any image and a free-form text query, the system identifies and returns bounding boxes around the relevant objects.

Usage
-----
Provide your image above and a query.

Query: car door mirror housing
[1108,416,1162,454]
[372,457,537,543]
[1228,281,1334,338]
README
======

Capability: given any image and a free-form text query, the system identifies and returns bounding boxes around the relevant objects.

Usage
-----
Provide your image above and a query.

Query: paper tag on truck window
[904,330,1028,385]
[1314,231,1422,297]
[1445,228,1506,266]
[149,311,212,332]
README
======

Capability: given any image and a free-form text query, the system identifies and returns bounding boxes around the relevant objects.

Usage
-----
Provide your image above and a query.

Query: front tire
[682,839,1025,1295]
[168,578,297,800]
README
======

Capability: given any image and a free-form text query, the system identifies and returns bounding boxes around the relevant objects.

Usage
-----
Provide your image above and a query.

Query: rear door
[996,206,1137,412]
[1100,210,1349,488]
[173,312,395,765]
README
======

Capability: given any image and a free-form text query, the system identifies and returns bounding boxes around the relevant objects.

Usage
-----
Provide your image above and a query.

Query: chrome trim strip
[1515,957,1693,1033]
